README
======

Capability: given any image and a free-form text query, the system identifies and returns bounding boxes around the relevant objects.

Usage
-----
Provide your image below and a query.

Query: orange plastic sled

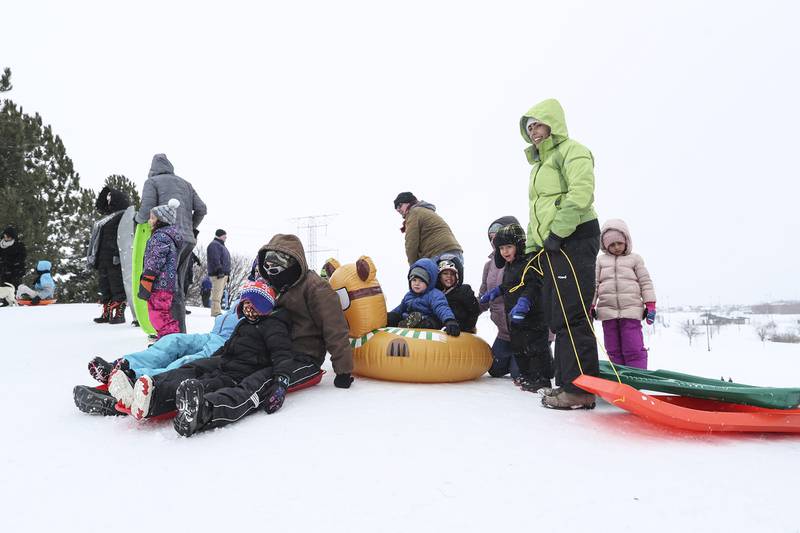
[17,298,57,306]
[574,374,800,433]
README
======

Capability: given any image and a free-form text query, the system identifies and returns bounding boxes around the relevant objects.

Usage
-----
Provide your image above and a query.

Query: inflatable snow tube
[325,256,492,383]
[351,327,492,383]
[17,298,57,306]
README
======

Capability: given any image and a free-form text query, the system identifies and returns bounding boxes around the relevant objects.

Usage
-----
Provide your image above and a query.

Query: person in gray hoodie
[135,154,207,333]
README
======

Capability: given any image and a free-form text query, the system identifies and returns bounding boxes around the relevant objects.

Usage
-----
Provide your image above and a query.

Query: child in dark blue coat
[387,258,460,336]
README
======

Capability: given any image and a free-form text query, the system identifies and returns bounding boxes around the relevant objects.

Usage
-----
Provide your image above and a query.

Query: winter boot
[93,302,111,323]
[174,379,212,437]
[73,385,124,416]
[131,376,154,421]
[108,301,126,324]
[541,390,596,410]
[88,357,115,384]
[539,386,564,397]
[520,377,552,394]
[31,296,41,305]
[108,365,136,408]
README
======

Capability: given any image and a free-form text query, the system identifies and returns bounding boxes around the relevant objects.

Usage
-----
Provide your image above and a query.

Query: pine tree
[104,174,140,208]
[0,67,98,301]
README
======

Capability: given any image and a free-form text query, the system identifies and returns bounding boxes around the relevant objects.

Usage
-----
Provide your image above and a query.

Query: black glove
[386,311,402,327]
[543,233,563,252]
[444,319,461,337]
[264,374,290,414]
[334,373,354,389]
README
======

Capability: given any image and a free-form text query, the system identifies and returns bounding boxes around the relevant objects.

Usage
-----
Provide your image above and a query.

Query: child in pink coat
[592,219,656,369]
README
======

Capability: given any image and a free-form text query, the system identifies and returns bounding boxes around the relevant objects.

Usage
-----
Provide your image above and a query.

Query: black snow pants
[540,235,600,392]
[203,357,322,430]
[147,358,260,418]
[97,258,126,303]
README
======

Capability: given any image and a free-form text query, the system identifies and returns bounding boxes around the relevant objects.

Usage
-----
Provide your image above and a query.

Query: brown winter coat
[594,219,656,321]
[259,234,354,375]
[403,202,462,264]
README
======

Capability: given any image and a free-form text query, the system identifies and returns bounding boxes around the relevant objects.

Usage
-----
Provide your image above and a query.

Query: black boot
[93,302,111,324]
[108,301,126,324]
[73,385,124,416]
[88,356,115,384]
[174,379,213,437]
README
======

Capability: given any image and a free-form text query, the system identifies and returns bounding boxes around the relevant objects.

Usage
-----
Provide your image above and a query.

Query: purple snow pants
[148,290,179,338]
[602,318,648,369]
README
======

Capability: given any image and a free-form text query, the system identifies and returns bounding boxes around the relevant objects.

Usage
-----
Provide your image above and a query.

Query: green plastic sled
[131,223,156,336]
[598,361,800,410]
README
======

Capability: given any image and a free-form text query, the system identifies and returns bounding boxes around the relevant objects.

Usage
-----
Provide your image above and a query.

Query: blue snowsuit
[390,258,456,326]
[125,300,241,377]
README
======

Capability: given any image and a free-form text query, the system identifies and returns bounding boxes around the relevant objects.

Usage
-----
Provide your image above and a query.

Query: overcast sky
[3,0,799,306]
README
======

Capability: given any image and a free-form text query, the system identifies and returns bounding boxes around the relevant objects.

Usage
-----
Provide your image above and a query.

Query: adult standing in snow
[519,98,600,410]
[135,154,207,333]
[206,229,231,317]
[0,226,27,290]
[88,186,131,324]
[394,192,463,266]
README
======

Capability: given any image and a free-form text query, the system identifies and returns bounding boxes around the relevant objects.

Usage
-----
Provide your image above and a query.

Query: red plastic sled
[17,298,57,306]
[115,370,325,419]
[574,374,800,433]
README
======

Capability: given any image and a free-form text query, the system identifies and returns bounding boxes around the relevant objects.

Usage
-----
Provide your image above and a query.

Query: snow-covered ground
[2,304,799,532]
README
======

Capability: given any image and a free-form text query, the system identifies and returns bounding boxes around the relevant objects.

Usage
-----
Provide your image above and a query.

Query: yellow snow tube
[351,327,492,383]
[329,256,492,383]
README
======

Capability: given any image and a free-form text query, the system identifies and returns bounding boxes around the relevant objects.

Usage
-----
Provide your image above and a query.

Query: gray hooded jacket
[135,154,207,244]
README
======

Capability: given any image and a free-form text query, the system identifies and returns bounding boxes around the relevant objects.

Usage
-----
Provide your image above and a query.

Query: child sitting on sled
[16,260,56,304]
[128,280,312,437]
[138,199,183,338]
[436,255,480,333]
[480,223,553,393]
[592,219,656,369]
[387,258,461,336]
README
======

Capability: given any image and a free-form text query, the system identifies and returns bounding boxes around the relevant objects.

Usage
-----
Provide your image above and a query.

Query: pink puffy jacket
[594,219,656,321]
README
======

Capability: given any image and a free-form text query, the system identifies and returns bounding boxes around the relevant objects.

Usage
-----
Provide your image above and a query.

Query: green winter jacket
[520,98,598,252]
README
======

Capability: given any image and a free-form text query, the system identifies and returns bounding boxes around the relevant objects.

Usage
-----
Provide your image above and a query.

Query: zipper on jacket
[614,255,621,319]
[531,162,545,245]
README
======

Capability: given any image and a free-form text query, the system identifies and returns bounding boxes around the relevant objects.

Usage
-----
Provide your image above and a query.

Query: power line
[289,214,337,272]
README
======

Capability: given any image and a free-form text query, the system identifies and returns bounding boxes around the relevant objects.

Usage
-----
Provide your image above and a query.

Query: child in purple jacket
[139,199,183,338]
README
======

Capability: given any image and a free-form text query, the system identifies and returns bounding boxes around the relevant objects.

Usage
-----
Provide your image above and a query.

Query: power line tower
[289,214,338,272]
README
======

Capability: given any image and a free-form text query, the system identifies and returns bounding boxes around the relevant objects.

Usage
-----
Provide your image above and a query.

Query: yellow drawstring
[507,250,544,293]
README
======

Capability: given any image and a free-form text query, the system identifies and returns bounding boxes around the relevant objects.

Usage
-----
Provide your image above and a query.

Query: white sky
[3,0,799,306]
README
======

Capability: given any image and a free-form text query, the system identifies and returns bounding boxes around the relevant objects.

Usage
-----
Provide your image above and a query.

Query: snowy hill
[1,304,799,532]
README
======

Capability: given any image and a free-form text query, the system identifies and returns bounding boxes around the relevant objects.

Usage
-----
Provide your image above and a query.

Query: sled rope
[507,251,544,293]
[543,248,623,387]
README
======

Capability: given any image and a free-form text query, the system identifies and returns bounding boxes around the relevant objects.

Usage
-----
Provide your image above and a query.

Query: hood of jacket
[520,98,569,165]
[36,260,51,272]
[406,200,436,218]
[408,258,439,294]
[96,187,131,214]
[487,215,520,242]
[600,218,633,255]
[148,154,175,177]
[436,254,464,290]
[257,234,309,291]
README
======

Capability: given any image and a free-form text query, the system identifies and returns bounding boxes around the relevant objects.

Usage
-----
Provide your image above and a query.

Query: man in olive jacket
[519,98,600,410]
[394,192,463,265]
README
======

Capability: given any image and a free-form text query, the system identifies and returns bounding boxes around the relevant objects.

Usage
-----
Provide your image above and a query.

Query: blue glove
[265,374,290,414]
[509,297,531,324]
[479,287,501,304]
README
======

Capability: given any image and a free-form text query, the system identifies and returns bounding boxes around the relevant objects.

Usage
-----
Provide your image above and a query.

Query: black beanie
[393,192,418,209]
[2,226,18,240]
[215,229,227,238]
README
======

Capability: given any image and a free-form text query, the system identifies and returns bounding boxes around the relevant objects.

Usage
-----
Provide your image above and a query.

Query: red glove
[138,271,157,300]
[644,302,656,325]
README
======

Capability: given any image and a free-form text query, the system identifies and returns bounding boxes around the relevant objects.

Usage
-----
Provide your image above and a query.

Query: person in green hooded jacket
[519,98,601,410]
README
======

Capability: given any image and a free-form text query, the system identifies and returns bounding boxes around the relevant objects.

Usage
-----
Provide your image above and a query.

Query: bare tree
[185,246,254,308]
[754,321,777,344]
[681,320,700,346]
